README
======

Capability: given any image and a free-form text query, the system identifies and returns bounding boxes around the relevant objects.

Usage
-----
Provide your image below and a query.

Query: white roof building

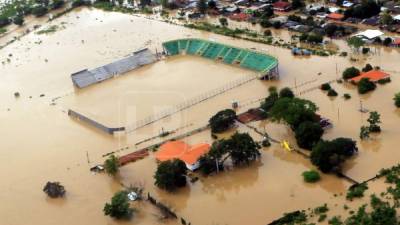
[394,15,400,21]
[355,29,384,40]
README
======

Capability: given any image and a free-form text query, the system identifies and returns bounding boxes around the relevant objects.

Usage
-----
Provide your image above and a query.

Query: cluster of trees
[199,132,261,175]
[0,0,66,28]
[261,87,324,150]
[360,111,382,139]
[344,0,380,19]
[342,65,377,94]
[311,138,358,173]
[209,109,236,133]
[299,32,323,44]
[154,159,187,191]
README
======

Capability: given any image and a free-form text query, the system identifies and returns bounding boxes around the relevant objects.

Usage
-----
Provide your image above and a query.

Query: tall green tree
[295,121,323,150]
[104,191,134,219]
[347,36,365,52]
[154,159,187,191]
[269,97,318,129]
[104,155,120,176]
[227,132,261,166]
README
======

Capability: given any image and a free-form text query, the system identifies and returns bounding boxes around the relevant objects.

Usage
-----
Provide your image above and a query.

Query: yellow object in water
[281,140,293,152]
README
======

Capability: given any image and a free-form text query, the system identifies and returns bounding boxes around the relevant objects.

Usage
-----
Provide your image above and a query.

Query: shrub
[263,29,272,36]
[219,17,228,26]
[50,0,65,9]
[272,21,281,29]
[327,89,338,97]
[104,155,120,176]
[320,83,331,91]
[32,5,48,17]
[361,47,370,54]
[260,19,271,28]
[362,63,373,72]
[262,138,271,147]
[367,111,381,133]
[394,92,400,108]
[346,183,368,200]
[344,93,351,100]
[13,15,24,26]
[72,0,86,8]
[104,191,134,219]
[383,37,392,46]
[358,78,376,94]
[342,67,360,80]
[302,170,321,183]
[43,181,66,198]
[377,78,391,84]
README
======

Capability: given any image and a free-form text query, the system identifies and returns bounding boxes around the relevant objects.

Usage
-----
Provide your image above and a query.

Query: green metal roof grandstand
[162,38,278,75]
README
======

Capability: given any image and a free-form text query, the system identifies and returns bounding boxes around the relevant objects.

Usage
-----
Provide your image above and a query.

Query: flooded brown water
[0,7,400,225]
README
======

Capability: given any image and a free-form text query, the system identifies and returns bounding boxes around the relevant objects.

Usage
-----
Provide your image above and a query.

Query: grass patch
[346,183,368,200]
[302,170,321,183]
[36,25,60,35]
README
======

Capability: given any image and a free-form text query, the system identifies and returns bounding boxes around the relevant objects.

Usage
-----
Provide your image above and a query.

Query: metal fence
[125,74,258,133]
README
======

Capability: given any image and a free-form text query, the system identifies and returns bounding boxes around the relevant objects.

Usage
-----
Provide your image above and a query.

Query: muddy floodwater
[1,7,400,225]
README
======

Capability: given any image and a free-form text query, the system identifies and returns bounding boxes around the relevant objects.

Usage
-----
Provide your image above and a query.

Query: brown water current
[0,7,400,225]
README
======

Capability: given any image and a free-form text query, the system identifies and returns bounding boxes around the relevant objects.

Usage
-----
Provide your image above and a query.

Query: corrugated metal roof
[71,48,156,88]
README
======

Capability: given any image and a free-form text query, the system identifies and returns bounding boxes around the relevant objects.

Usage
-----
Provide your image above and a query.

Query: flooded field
[0,6,400,225]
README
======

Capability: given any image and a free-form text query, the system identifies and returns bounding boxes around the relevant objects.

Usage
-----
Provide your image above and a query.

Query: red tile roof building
[273,1,292,11]
[350,70,390,83]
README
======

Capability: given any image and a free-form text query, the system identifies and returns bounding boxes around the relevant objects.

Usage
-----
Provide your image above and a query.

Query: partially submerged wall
[68,110,125,134]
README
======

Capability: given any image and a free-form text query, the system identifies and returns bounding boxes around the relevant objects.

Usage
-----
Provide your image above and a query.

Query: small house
[350,70,390,83]
[273,1,292,12]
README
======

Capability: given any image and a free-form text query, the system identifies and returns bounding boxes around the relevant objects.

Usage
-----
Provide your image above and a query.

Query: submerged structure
[71,48,156,88]
[162,38,279,79]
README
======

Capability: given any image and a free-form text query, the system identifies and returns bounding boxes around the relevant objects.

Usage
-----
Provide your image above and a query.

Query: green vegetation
[346,183,368,200]
[342,67,360,80]
[0,28,6,34]
[394,92,400,108]
[270,211,307,224]
[367,111,381,133]
[362,63,373,72]
[208,109,236,133]
[302,170,321,183]
[104,155,120,176]
[295,121,323,150]
[103,191,134,220]
[200,132,260,175]
[197,0,207,14]
[279,87,295,98]
[360,125,370,140]
[219,17,228,27]
[358,78,376,94]
[311,138,358,173]
[344,0,380,19]
[32,5,49,17]
[36,25,59,34]
[343,93,351,100]
[154,159,187,191]
[347,36,365,52]
[328,89,338,97]
[321,83,331,91]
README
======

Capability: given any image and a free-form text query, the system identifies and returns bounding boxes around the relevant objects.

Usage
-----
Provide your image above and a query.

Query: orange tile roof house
[155,141,211,171]
[350,70,390,83]
[327,13,344,20]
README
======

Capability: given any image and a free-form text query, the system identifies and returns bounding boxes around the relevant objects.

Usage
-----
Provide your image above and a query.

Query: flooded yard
[0,6,399,225]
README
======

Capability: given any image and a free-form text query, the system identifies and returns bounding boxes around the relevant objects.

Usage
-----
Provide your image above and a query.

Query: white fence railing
[125,74,258,133]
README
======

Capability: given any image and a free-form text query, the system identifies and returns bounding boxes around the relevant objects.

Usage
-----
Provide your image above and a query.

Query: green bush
[394,92,400,108]
[342,67,360,80]
[302,170,321,183]
[295,121,323,150]
[32,5,48,17]
[104,155,120,176]
[154,159,187,191]
[103,191,134,219]
[320,83,331,91]
[377,78,391,84]
[279,87,294,98]
[327,89,338,97]
[343,93,351,100]
[358,78,376,94]
[209,109,236,133]
[346,183,368,200]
